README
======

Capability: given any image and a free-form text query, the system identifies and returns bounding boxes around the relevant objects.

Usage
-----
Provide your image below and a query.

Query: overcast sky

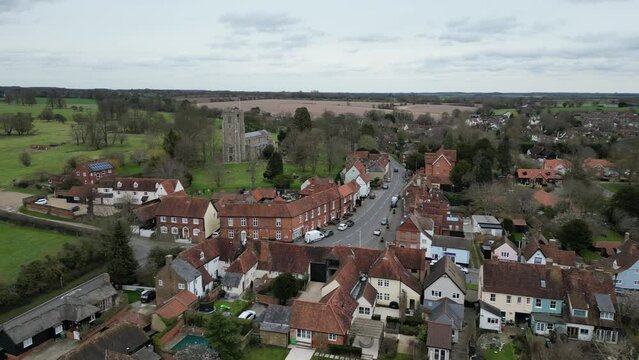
[1,0,638,93]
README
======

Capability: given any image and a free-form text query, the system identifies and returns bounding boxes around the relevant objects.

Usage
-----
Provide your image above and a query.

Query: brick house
[516,169,562,186]
[424,147,456,188]
[338,181,359,216]
[73,161,114,185]
[216,186,344,243]
[395,213,434,251]
[345,151,391,182]
[405,184,464,236]
[156,195,218,242]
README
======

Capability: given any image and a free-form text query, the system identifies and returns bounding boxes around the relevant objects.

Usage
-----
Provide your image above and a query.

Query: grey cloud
[343,34,400,43]
[0,0,56,13]
[439,16,519,43]
[219,12,299,34]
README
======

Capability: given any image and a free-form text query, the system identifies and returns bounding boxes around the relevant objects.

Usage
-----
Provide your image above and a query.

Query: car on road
[305,230,325,244]
[140,289,156,303]
[338,223,348,231]
[368,193,376,199]
[34,198,48,205]
[381,184,389,189]
[212,231,220,237]
[238,310,256,320]
[373,229,381,236]
[380,217,388,225]
[346,219,355,227]
[323,230,334,238]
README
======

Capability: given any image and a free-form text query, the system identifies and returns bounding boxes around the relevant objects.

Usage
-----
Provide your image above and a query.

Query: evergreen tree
[162,129,181,158]
[475,157,493,183]
[293,107,312,131]
[104,219,138,284]
[264,152,283,180]
[497,136,512,175]
[558,219,592,252]
[272,273,298,304]
[205,313,243,360]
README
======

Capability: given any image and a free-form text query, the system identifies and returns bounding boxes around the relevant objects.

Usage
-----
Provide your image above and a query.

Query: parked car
[323,230,334,238]
[34,198,48,205]
[238,310,257,320]
[381,184,389,189]
[338,223,348,231]
[373,229,381,236]
[140,289,156,303]
[212,231,220,237]
[71,205,80,212]
[380,217,388,225]
[305,230,325,244]
[346,219,355,227]
[456,264,469,274]
[389,301,399,309]
[368,193,376,199]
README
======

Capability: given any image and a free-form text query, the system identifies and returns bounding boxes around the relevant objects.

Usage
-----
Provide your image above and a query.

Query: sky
[1,0,638,93]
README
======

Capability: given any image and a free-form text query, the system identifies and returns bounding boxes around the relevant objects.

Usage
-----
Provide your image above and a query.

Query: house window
[384,293,390,301]
[178,283,185,290]
[253,218,259,227]
[171,227,178,235]
[229,230,235,238]
[328,333,337,341]
[580,328,589,335]
[160,226,168,234]
[296,329,311,340]
[506,296,511,304]
[76,171,80,176]
[534,257,542,264]
[517,297,522,304]
[276,231,281,240]
[23,337,33,348]
[193,218,200,225]
[490,293,496,302]
[536,322,546,332]
[452,293,460,299]
[432,290,442,297]
[433,348,447,360]
[182,218,188,224]
[634,280,639,285]
[359,307,371,315]
[547,323,554,331]
[527,298,531,304]
[193,229,200,237]
[311,210,314,219]
[253,230,259,240]
[488,318,499,324]
[550,300,557,310]
[241,218,247,226]
[535,299,542,308]
[90,313,96,323]
[377,279,389,287]
[601,312,614,320]
[276,218,282,227]
[305,212,308,221]
[158,280,164,286]
[614,279,622,285]
[171,217,177,223]
[501,252,509,257]
[573,309,587,317]
[317,206,321,215]
[55,324,63,335]
[160,216,166,222]
[228,218,234,227]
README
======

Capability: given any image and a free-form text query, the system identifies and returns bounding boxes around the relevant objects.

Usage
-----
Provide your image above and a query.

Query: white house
[430,235,471,266]
[222,249,259,298]
[479,301,502,332]
[471,215,503,236]
[490,238,519,262]
[423,256,466,305]
[341,160,370,199]
[97,177,183,205]
[522,242,576,269]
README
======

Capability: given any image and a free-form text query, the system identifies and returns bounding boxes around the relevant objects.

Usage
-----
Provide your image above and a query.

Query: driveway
[452,307,477,360]
[0,191,30,211]
[309,157,406,250]
[129,234,190,266]
[285,346,315,360]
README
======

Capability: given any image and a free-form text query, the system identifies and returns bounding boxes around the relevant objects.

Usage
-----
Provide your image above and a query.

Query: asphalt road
[308,157,407,250]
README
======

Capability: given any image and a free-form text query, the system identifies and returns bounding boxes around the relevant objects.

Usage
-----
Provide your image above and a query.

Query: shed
[259,305,291,347]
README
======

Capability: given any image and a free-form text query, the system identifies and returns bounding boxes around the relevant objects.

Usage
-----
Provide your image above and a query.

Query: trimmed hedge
[327,344,362,357]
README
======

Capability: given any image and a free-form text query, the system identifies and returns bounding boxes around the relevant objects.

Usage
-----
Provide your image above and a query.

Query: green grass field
[483,343,517,360]
[600,183,628,193]
[579,249,602,261]
[244,346,289,360]
[214,299,250,316]
[494,105,638,115]
[594,229,624,242]
[0,221,81,283]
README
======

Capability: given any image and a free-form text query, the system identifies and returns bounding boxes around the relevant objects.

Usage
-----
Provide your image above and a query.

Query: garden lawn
[579,249,602,261]
[483,343,517,360]
[594,229,624,242]
[126,290,142,304]
[244,346,289,360]
[214,299,250,316]
[0,221,81,283]
[601,183,627,193]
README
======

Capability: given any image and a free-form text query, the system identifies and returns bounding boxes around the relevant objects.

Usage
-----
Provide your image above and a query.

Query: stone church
[222,108,273,163]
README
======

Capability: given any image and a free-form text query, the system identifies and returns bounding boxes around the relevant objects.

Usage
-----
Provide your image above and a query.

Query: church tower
[222,108,246,163]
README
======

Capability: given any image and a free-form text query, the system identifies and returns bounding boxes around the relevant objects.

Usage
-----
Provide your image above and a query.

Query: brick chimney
[260,240,271,267]
[165,254,173,265]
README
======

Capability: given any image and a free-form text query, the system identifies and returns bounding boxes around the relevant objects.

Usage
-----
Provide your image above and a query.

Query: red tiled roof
[516,169,562,180]
[599,239,639,273]
[251,188,277,202]
[369,248,422,294]
[133,200,161,222]
[156,195,211,218]
[482,260,564,299]
[593,241,620,257]
[533,190,560,207]
[425,147,457,166]
[543,159,572,170]
[583,158,614,169]
[226,248,258,273]
[426,321,452,350]
[155,290,197,319]
[291,287,357,335]
[563,268,618,329]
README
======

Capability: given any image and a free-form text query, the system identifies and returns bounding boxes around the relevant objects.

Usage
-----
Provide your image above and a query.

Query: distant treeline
[1,86,638,111]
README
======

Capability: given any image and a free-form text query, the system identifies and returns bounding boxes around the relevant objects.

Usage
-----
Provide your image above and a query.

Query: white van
[304,230,325,244]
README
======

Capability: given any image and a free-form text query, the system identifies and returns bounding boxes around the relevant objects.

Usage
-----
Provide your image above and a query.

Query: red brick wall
[290,328,346,349]
[156,216,206,242]
[395,229,420,248]
[24,203,76,219]
[159,319,184,347]
[256,293,280,305]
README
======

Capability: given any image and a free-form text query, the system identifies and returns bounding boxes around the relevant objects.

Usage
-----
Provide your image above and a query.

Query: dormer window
[572,309,588,318]
[540,280,546,288]
[600,312,614,320]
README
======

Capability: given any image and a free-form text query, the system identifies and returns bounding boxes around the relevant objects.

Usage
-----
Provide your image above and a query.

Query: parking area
[0,191,30,211]
[296,281,324,302]
[47,197,87,215]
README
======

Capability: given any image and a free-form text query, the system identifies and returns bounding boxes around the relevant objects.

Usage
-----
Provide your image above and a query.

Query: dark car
[346,219,355,227]
[323,230,334,238]
[381,184,389,189]
[71,205,80,212]
[368,193,376,199]
[389,301,399,309]
[140,289,156,303]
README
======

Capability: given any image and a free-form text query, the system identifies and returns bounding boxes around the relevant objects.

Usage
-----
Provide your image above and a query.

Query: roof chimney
[165,254,173,265]
[260,240,270,265]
